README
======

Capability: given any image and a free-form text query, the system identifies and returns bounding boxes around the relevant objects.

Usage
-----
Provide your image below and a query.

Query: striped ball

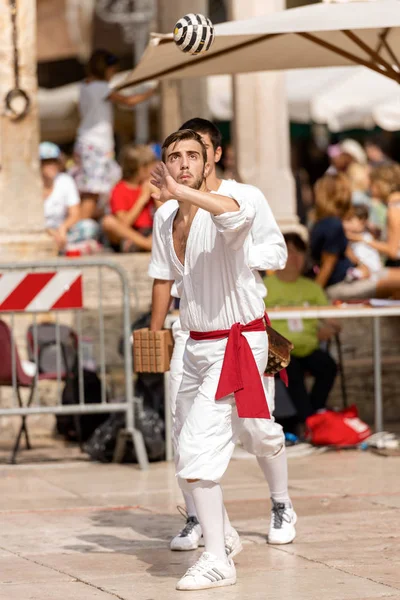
[173,13,215,55]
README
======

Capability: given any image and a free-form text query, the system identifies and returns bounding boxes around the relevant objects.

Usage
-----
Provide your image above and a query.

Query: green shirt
[264,275,329,358]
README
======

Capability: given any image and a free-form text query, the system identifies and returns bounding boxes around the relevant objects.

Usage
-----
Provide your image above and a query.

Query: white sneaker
[176,552,236,591]
[170,514,203,551]
[268,499,297,545]
[225,528,243,559]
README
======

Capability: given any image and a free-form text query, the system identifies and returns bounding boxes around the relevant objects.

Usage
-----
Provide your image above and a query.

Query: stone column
[157,0,210,139]
[0,0,53,260]
[229,0,297,226]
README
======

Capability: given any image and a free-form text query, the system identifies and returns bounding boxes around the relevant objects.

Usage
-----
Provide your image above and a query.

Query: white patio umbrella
[207,68,358,123]
[311,66,400,131]
[207,66,400,131]
[375,96,400,130]
[285,66,357,124]
[114,0,400,91]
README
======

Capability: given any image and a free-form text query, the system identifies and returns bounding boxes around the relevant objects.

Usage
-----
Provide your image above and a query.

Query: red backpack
[306,406,371,447]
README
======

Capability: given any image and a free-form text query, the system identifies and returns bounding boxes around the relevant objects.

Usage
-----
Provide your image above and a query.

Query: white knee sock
[182,490,197,518]
[256,446,291,504]
[184,489,233,536]
[188,480,228,563]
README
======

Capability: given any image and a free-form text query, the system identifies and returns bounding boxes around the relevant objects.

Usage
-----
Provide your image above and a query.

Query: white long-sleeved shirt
[158,194,264,332]
[148,179,287,301]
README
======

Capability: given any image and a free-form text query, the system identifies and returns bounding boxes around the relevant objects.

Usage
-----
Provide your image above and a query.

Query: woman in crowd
[347,164,400,268]
[40,142,100,253]
[310,173,400,300]
[74,49,156,220]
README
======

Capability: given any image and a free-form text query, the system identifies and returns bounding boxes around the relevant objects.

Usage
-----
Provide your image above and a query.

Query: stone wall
[327,315,400,426]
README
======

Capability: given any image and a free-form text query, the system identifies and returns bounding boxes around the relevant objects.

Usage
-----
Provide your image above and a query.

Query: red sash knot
[190,316,271,419]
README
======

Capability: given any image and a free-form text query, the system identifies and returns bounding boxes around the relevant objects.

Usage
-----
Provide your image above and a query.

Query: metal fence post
[113,263,149,469]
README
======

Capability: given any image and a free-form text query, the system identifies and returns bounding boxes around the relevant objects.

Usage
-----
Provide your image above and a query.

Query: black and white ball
[173,13,215,55]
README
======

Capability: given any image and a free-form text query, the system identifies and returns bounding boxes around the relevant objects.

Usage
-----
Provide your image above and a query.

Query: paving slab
[0,581,121,600]
[0,449,399,599]
[0,555,73,584]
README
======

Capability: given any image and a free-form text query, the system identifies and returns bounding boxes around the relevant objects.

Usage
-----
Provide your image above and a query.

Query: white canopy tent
[115,0,400,90]
[311,66,400,131]
[38,74,157,143]
[39,66,400,141]
[40,1,400,140]
[207,66,400,131]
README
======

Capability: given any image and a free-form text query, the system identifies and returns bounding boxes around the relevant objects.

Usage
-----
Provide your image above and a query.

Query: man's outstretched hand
[150,163,179,203]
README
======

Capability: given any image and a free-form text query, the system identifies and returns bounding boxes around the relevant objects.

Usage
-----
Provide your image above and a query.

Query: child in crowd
[74,49,156,220]
[264,231,339,436]
[343,204,383,282]
[40,142,100,254]
[102,144,156,252]
[347,163,387,238]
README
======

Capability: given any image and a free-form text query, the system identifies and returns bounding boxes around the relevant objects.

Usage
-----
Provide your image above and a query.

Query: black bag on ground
[56,369,110,442]
[84,405,165,463]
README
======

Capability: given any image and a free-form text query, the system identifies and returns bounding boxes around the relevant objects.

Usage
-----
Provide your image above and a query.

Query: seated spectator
[264,232,339,435]
[40,142,100,253]
[348,164,400,267]
[102,145,155,252]
[343,205,383,282]
[347,163,386,238]
[311,173,400,300]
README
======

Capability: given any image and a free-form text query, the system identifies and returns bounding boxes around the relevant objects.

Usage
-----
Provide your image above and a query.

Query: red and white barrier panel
[0,270,83,312]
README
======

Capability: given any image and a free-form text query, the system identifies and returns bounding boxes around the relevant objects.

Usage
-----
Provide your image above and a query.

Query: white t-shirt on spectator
[77,81,114,152]
[351,232,382,275]
[44,173,80,230]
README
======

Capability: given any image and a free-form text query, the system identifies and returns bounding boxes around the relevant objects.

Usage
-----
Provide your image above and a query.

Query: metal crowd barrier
[0,258,148,468]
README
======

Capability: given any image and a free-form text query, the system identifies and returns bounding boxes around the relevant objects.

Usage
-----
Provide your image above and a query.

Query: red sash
[190,316,271,419]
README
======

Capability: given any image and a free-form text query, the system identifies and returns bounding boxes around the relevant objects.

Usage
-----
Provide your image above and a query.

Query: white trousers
[172,318,284,483]
[171,319,284,466]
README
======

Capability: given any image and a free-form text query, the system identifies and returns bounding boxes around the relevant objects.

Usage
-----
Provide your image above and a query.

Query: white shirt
[351,232,382,275]
[149,179,287,299]
[77,81,114,152]
[149,180,287,332]
[44,173,80,230]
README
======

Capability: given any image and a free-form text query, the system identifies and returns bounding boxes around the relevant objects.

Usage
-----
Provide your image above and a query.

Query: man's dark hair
[283,233,307,254]
[353,203,369,221]
[162,129,207,163]
[180,118,222,151]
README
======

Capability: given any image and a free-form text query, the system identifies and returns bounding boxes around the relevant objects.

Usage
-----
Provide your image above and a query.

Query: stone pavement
[0,446,399,600]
